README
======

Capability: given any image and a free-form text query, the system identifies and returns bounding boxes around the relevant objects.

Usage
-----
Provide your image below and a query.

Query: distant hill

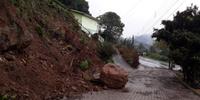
[135,34,154,49]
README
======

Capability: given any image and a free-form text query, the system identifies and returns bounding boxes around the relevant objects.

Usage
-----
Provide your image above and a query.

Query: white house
[71,10,100,34]
[71,10,104,42]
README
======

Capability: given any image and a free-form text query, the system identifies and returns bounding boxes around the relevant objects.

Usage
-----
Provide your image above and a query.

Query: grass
[145,53,168,62]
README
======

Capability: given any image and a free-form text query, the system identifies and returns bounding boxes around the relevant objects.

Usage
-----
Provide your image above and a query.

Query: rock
[0,56,5,62]
[0,19,32,53]
[100,63,128,89]
[4,53,15,61]
[93,72,100,80]
[90,72,104,85]
[83,73,92,81]
[0,58,2,62]
[71,86,77,91]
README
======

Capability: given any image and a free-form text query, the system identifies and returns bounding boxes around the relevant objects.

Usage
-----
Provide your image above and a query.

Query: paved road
[64,56,200,100]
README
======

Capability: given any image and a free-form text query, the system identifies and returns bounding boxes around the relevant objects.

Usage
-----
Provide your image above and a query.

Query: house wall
[81,16,99,34]
[72,12,82,23]
[72,12,99,34]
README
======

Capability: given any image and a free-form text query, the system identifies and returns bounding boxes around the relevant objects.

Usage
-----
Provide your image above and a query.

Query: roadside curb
[174,71,200,97]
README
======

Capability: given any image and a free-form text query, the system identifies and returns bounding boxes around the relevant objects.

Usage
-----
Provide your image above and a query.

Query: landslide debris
[0,0,104,99]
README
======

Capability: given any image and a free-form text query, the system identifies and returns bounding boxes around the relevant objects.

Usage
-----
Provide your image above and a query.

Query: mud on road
[70,66,200,100]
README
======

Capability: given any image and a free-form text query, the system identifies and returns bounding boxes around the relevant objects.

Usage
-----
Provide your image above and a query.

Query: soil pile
[0,0,104,99]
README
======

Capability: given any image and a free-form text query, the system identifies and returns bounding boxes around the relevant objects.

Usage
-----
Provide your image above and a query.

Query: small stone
[71,86,77,91]
[4,53,15,61]
[0,57,4,62]
[93,73,100,79]
[21,59,26,64]
[83,85,89,89]
[80,80,86,84]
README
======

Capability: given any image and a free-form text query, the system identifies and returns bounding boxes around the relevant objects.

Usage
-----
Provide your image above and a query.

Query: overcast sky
[86,0,200,37]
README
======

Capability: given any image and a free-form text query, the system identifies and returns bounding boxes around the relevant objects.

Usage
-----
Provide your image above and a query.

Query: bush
[35,26,45,37]
[97,42,116,61]
[10,0,17,5]
[118,46,139,68]
[79,60,90,70]
[0,94,16,100]
[118,36,134,48]
[79,34,89,44]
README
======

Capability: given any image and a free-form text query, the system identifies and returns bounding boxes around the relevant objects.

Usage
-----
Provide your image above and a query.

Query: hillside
[135,34,153,46]
[0,0,104,99]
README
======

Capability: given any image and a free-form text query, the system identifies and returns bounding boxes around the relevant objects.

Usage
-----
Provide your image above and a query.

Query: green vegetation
[96,11,138,66]
[58,0,90,14]
[35,26,46,37]
[118,36,135,48]
[79,34,89,44]
[79,59,90,70]
[0,94,16,100]
[146,53,168,62]
[117,36,139,68]
[117,45,139,68]
[98,12,125,43]
[97,42,116,62]
[145,41,169,62]
[10,0,17,5]
[153,5,200,88]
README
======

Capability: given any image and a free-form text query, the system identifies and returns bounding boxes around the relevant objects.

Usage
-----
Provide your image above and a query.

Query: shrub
[97,42,116,61]
[79,60,90,70]
[118,46,139,68]
[35,26,44,37]
[118,36,135,48]
[79,34,88,44]
[35,26,48,37]
[0,94,16,100]
[10,0,17,5]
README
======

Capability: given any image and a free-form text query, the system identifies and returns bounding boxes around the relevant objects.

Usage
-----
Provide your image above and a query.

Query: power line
[140,0,181,34]
[123,0,144,17]
[142,0,180,34]
[150,0,186,33]
[138,0,169,35]
[165,0,186,20]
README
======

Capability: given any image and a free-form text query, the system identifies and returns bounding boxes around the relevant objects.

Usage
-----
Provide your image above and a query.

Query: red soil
[0,0,104,99]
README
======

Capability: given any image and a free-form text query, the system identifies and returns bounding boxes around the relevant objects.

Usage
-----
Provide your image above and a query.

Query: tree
[118,36,135,48]
[152,5,200,87]
[98,12,125,42]
[58,0,90,14]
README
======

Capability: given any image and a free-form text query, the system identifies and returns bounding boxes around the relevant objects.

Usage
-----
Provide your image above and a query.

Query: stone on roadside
[100,63,128,89]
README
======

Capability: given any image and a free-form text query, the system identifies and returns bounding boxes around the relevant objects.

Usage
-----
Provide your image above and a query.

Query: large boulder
[100,63,128,89]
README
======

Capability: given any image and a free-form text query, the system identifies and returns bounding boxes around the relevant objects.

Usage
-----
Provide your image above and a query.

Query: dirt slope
[0,0,104,99]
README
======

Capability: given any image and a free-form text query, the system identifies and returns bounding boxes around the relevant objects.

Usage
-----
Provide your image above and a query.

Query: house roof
[70,9,99,22]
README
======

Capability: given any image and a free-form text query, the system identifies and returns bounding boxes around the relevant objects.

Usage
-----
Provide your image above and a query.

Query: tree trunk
[169,60,173,70]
